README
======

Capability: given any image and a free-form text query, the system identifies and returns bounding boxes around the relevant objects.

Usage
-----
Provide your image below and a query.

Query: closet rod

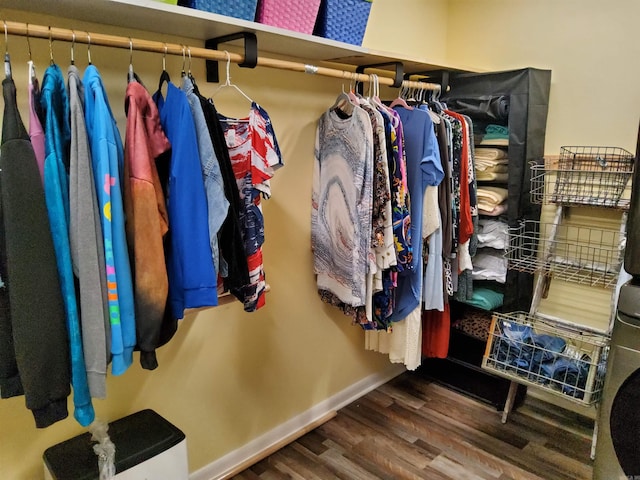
[3,20,440,91]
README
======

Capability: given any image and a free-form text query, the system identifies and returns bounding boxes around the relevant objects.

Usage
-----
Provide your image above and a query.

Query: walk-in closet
[0,1,638,479]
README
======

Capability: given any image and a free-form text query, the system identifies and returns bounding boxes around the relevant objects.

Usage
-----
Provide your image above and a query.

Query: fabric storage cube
[256,0,322,34]
[314,0,373,45]
[178,0,258,21]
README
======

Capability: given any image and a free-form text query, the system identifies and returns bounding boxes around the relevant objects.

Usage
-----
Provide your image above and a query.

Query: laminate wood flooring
[231,371,595,480]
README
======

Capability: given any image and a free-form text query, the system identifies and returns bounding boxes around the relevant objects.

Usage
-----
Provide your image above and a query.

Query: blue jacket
[41,64,95,426]
[154,82,217,319]
[84,65,135,375]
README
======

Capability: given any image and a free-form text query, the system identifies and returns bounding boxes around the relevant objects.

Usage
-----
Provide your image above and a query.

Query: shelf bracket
[405,69,450,94]
[205,32,258,83]
[355,61,404,94]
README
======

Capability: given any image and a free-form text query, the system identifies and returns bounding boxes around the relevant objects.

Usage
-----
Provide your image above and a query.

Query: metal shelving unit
[483,146,634,459]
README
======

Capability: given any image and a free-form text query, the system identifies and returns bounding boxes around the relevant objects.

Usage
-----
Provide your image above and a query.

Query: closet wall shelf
[5,0,468,76]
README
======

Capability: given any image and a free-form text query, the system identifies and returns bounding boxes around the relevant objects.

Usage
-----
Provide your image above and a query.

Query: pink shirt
[28,63,45,182]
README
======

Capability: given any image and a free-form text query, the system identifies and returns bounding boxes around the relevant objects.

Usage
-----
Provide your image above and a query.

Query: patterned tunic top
[312,106,373,307]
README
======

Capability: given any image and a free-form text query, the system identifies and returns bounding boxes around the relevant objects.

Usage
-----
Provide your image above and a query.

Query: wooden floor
[231,371,595,480]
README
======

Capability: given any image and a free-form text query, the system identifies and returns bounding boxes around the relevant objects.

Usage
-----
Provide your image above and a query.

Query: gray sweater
[68,65,110,399]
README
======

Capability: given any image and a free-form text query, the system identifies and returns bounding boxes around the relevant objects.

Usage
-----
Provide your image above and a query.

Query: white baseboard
[190,363,406,480]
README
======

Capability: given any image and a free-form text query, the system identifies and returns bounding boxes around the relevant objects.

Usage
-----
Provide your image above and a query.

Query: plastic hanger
[389,82,413,110]
[331,71,357,117]
[4,21,11,79]
[212,50,253,105]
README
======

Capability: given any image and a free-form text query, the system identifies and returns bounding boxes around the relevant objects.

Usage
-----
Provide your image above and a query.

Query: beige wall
[0,8,399,479]
[364,0,449,65]
[1,0,639,478]
[446,0,640,154]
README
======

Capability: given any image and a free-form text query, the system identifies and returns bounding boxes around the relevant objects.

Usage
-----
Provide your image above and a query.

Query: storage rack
[482,146,634,458]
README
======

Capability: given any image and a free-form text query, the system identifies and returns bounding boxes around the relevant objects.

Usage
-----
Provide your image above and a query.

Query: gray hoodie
[68,65,110,399]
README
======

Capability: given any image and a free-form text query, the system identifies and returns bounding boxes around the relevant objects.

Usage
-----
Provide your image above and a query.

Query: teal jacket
[41,64,95,426]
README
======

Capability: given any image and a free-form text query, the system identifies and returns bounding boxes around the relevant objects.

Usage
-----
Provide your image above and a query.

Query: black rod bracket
[355,61,404,94]
[205,31,258,83]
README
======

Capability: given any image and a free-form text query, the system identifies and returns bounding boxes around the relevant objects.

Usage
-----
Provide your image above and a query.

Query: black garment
[0,77,70,427]
[192,81,250,294]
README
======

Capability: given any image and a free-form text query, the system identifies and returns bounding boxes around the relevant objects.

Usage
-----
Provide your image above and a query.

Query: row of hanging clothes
[0,32,282,428]
[312,77,483,371]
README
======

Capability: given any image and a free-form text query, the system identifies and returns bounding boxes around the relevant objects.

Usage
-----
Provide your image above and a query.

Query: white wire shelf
[505,220,624,289]
[531,146,634,210]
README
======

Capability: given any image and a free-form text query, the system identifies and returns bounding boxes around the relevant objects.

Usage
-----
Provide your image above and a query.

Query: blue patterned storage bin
[314,0,373,45]
[179,0,258,21]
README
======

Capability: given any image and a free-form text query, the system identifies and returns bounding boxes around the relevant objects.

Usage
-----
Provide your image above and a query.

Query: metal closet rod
[2,20,440,91]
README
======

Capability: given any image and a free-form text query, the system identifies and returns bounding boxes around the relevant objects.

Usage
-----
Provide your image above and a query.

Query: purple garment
[28,76,45,182]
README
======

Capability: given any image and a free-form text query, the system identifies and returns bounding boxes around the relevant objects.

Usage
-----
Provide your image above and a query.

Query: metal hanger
[212,50,253,104]
[4,21,11,79]
[70,30,75,65]
[86,32,92,65]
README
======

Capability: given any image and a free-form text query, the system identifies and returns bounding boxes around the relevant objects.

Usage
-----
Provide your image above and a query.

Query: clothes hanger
[186,46,196,83]
[4,21,11,79]
[26,23,36,85]
[212,50,253,105]
[180,45,187,78]
[70,30,76,66]
[331,71,357,117]
[158,43,170,88]
[128,37,135,82]
[389,81,413,110]
[86,31,91,66]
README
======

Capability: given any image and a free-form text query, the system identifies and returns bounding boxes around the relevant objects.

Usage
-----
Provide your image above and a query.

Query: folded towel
[479,202,507,217]
[477,187,508,211]
[475,147,507,161]
[475,158,509,171]
[476,171,508,182]
[484,124,509,139]
[480,137,509,146]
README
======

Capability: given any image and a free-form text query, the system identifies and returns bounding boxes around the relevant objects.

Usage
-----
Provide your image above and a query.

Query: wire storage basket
[506,220,624,288]
[530,146,635,209]
[483,312,609,405]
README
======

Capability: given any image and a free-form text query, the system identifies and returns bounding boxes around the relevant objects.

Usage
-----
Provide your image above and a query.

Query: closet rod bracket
[355,61,404,94]
[205,31,258,83]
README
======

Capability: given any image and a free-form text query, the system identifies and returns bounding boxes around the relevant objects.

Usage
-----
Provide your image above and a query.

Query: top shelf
[6,0,467,75]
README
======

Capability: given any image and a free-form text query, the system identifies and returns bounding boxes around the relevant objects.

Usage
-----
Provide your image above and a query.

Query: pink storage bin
[256,0,322,34]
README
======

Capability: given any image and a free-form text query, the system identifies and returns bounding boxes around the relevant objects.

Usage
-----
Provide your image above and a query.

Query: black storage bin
[43,409,187,480]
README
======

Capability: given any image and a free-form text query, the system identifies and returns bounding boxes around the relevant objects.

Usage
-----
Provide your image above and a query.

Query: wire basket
[530,146,635,209]
[256,0,322,34]
[178,0,258,20]
[483,312,609,405]
[313,0,373,45]
[506,220,624,288]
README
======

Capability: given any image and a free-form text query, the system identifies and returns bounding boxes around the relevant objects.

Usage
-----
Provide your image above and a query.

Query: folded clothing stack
[477,218,508,250]
[472,248,507,283]
[480,124,509,146]
[475,148,509,182]
[477,186,508,216]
